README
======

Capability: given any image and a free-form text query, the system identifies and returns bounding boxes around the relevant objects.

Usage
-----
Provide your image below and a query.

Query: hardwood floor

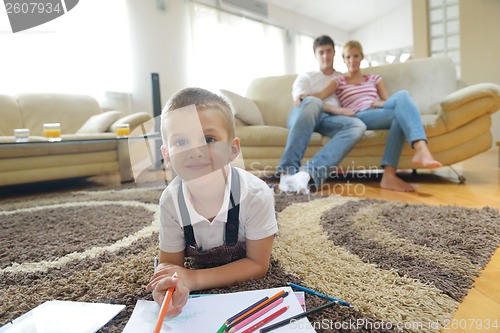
[312,149,500,332]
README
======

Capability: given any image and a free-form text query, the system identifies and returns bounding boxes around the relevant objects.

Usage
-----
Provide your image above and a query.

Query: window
[0,0,132,97]
[428,0,461,77]
[188,3,286,95]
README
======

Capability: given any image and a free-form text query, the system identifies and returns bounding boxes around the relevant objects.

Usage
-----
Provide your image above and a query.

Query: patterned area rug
[1,187,499,332]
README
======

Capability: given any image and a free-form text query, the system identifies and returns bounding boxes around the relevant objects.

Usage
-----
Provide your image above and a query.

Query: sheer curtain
[188,3,286,95]
[0,0,131,101]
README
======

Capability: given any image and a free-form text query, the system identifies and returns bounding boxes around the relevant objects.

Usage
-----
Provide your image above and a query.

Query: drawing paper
[123,287,316,332]
[0,300,125,333]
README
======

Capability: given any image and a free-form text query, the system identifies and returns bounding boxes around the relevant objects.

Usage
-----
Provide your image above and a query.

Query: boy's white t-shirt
[292,70,341,108]
[159,167,277,253]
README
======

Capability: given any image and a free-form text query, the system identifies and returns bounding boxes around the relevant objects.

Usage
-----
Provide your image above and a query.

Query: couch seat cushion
[0,95,23,136]
[236,125,322,146]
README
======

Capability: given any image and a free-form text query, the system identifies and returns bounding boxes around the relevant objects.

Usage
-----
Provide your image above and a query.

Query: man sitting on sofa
[278,35,366,194]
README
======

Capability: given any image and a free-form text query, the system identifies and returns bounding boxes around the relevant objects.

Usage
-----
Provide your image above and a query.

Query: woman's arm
[371,80,389,108]
[323,104,356,117]
[311,79,338,100]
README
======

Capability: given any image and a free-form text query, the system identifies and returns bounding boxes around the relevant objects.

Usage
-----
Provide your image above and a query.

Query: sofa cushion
[245,75,296,127]
[110,112,153,133]
[236,125,323,146]
[0,95,23,136]
[76,111,124,134]
[16,93,102,135]
[219,89,265,126]
[362,57,457,115]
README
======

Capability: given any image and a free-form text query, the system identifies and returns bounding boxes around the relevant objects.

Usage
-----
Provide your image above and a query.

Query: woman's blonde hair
[343,40,364,59]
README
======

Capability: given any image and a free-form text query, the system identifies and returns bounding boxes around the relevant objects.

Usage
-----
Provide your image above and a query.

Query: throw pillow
[110,112,153,133]
[219,89,265,126]
[76,110,123,134]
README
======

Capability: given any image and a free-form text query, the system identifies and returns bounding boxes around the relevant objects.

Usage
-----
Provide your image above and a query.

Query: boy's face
[161,105,239,181]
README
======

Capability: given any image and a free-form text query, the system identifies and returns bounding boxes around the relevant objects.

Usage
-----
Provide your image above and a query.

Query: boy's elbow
[255,261,271,279]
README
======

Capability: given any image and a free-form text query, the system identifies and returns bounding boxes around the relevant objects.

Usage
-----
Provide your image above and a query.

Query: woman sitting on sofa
[310,40,442,192]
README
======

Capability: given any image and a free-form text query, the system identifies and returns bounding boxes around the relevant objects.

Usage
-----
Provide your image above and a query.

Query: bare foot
[381,171,417,192]
[412,141,442,169]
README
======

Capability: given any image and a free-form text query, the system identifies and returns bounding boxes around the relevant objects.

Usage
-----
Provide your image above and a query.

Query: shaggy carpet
[1,186,499,333]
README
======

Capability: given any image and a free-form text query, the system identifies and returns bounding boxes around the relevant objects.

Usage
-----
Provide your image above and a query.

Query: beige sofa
[0,93,152,186]
[222,57,500,181]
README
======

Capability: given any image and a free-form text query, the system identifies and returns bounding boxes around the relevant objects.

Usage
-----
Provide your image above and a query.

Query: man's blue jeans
[277,96,366,186]
[355,90,427,168]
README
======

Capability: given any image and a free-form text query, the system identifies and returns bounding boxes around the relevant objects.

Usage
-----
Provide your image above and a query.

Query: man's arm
[292,74,311,106]
[310,79,338,100]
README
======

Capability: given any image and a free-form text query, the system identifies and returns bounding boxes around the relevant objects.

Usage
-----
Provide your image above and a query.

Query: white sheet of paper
[123,287,316,332]
[0,300,125,333]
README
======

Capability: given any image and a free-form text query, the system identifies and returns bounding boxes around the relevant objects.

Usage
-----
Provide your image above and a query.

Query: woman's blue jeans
[355,90,427,168]
[277,96,366,186]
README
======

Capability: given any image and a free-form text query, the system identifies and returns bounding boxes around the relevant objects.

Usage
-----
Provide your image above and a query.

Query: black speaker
[151,73,162,120]
[151,73,164,171]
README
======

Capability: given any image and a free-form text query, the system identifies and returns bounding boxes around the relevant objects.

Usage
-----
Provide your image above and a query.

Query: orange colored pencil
[153,272,178,333]
[228,289,286,327]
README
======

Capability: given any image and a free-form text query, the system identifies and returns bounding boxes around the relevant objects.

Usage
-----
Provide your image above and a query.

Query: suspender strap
[178,183,196,247]
[179,167,241,247]
[225,167,240,246]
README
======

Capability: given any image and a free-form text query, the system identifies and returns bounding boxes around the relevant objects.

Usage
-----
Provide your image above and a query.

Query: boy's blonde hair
[161,87,236,145]
[343,40,364,59]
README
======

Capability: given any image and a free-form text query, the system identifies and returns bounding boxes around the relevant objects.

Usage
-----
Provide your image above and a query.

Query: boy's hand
[146,263,178,292]
[151,273,190,317]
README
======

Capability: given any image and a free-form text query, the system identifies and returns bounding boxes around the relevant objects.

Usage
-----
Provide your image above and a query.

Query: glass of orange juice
[115,123,130,138]
[43,123,62,142]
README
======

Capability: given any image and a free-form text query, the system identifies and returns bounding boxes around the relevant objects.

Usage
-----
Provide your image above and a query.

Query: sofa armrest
[440,82,500,131]
[110,112,152,133]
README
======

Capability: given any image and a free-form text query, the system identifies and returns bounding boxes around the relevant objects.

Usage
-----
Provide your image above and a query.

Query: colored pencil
[289,282,351,307]
[241,306,289,333]
[227,296,269,324]
[259,300,337,332]
[226,290,287,330]
[216,296,269,333]
[152,272,177,333]
[216,323,227,333]
[227,298,285,333]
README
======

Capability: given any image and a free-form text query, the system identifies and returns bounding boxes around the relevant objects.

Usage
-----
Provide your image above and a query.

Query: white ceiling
[266,0,406,32]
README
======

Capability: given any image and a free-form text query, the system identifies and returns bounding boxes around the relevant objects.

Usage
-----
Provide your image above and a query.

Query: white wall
[126,0,190,116]
[350,0,413,55]
[459,0,500,148]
